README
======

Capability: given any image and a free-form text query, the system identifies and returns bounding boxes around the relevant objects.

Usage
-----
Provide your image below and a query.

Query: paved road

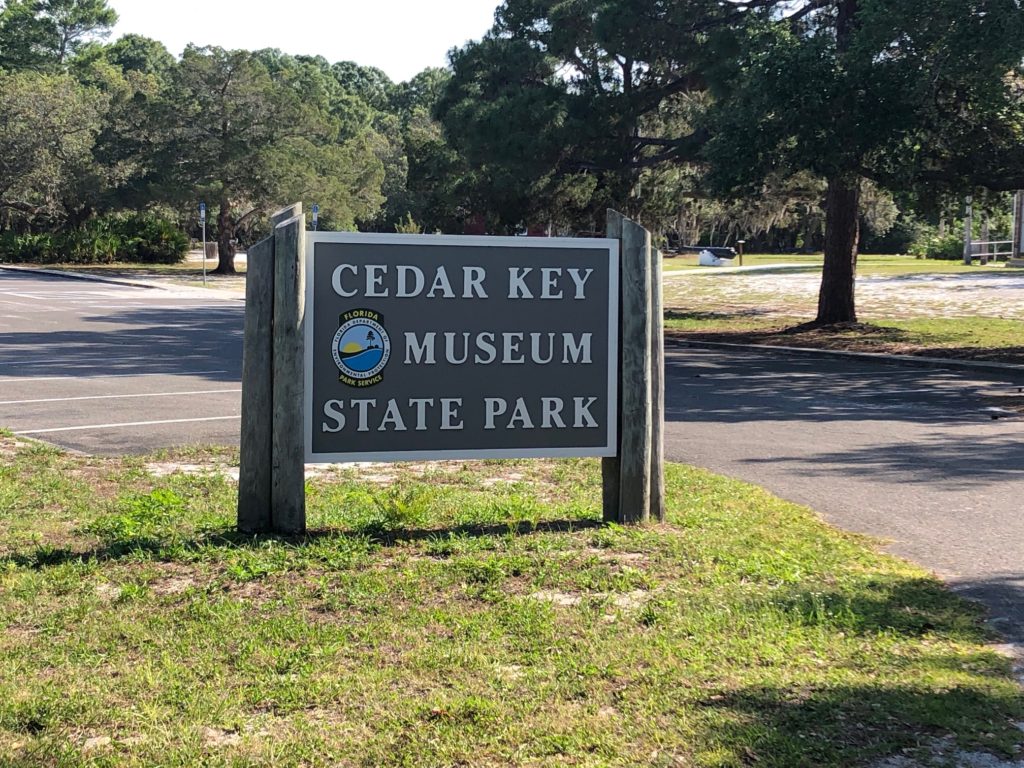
[4,270,1024,642]
[666,344,1024,642]
[0,270,244,453]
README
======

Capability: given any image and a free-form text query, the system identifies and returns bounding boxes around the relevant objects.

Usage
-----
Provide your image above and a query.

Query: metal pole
[202,220,207,286]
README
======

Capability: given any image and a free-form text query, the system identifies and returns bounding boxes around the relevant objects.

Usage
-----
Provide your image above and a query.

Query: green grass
[1,438,1021,766]
[665,313,1024,363]
[664,252,1024,276]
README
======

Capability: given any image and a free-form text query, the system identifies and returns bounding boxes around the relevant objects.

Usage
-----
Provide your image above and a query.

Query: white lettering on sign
[541,268,562,299]
[405,332,436,365]
[568,268,593,299]
[574,397,599,428]
[331,264,358,297]
[329,263,595,301]
[403,332,593,366]
[322,396,601,434]
[397,265,424,297]
[463,267,487,298]
[365,265,388,297]
[331,264,492,299]
[508,267,533,299]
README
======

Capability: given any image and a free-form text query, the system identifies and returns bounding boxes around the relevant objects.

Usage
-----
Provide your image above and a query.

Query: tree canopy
[436,0,1024,321]
[1,0,1022,304]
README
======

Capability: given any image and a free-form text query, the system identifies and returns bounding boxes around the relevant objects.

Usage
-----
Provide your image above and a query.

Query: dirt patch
[586,548,647,564]
[95,583,122,602]
[81,735,112,751]
[530,588,651,611]
[201,727,241,748]
[150,574,199,596]
[530,589,583,607]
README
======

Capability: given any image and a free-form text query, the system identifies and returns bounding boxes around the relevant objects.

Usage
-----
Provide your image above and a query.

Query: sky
[109,0,500,83]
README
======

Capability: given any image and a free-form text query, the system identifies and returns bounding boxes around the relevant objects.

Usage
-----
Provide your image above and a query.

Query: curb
[663,263,815,277]
[671,337,1024,375]
[0,264,167,290]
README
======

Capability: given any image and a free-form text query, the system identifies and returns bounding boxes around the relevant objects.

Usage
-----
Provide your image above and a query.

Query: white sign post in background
[199,201,207,286]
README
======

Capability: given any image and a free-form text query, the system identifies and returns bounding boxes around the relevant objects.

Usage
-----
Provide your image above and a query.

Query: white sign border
[303,232,620,464]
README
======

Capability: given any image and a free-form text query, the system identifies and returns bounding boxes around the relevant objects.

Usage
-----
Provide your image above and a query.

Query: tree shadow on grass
[768,576,995,642]
[696,683,1021,768]
[696,578,1024,766]
[0,517,604,571]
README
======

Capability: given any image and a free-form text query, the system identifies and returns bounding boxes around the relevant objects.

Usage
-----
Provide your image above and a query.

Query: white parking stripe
[15,415,240,435]
[0,354,215,367]
[0,369,230,383]
[0,388,241,405]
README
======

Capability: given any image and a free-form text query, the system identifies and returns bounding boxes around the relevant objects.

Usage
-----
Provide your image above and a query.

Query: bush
[121,215,190,263]
[861,217,931,254]
[909,231,964,260]
[0,214,188,265]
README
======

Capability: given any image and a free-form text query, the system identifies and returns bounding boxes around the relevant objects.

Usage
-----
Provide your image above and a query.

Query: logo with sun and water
[332,309,391,388]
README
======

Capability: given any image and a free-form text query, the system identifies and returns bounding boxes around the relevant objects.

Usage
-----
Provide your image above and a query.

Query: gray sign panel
[304,233,619,462]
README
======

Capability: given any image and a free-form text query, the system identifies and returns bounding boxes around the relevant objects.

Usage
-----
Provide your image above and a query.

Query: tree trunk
[816,175,860,324]
[215,196,236,274]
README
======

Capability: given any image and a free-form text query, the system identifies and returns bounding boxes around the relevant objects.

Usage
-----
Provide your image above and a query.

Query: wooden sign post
[238,205,664,534]
[238,203,305,534]
[603,209,665,524]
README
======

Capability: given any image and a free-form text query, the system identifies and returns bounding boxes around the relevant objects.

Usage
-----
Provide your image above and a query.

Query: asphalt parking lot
[0,270,245,454]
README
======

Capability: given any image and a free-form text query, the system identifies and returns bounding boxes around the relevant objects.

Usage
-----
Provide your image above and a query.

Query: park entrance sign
[237,205,663,536]
[305,234,618,462]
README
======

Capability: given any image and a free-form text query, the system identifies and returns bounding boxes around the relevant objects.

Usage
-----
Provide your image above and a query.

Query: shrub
[861,216,931,254]
[120,215,190,263]
[909,231,964,260]
[0,214,188,265]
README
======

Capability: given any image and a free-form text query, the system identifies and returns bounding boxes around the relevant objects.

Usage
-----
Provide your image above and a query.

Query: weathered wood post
[603,210,659,524]
[1013,191,1024,264]
[981,215,991,266]
[602,212,623,522]
[650,246,666,522]
[237,234,275,533]
[238,203,303,534]
[963,196,974,265]
[271,213,306,534]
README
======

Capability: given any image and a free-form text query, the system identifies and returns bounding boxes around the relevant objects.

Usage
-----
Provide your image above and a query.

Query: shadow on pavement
[664,348,1024,427]
[951,574,1024,645]
[0,305,244,384]
[737,431,1023,487]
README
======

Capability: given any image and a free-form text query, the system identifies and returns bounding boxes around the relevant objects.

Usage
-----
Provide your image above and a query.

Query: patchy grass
[666,312,1024,365]
[664,253,1024,276]
[1,438,1021,766]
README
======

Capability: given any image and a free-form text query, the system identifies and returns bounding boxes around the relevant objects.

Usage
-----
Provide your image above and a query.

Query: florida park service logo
[332,309,391,388]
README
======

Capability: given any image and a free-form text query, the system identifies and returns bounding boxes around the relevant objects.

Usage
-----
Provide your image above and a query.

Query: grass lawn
[663,252,1024,364]
[664,253,1024,277]
[1,436,1021,767]
[666,313,1024,363]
